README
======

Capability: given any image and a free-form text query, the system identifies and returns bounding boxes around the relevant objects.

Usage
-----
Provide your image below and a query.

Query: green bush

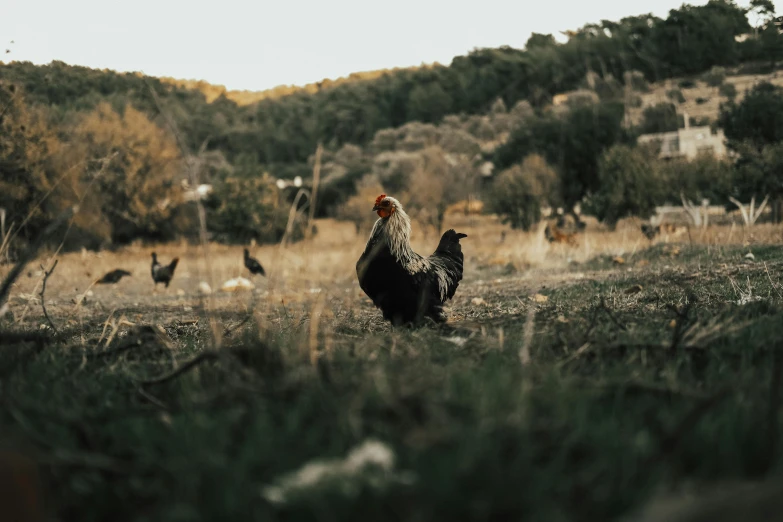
[666,89,687,104]
[625,70,650,93]
[702,66,727,87]
[205,174,305,244]
[719,82,738,99]
[639,103,681,134]
[584,144,663,227]
[678,79,698,89]
[485,154,559,230]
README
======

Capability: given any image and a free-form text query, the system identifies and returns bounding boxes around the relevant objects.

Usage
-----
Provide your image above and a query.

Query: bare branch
[305,143,323,242]
[729,196,751,226]
[753,194,771,224]
[0,206,77,316]
[138,350,220,386]
[39,259,59,335]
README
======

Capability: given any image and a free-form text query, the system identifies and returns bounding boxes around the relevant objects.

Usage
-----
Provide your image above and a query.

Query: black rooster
[356,194,467,326]
[95,269,131,284]
[151,252,179,288]
[244,248,266,276]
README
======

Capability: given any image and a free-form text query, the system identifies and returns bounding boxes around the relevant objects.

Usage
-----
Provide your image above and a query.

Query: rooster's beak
[372,205,381,212]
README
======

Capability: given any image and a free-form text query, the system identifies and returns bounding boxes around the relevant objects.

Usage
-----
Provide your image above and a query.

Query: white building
[637,115,728,160]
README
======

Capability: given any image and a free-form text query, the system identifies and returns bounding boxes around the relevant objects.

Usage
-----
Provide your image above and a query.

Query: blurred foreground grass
[1,219,782,521]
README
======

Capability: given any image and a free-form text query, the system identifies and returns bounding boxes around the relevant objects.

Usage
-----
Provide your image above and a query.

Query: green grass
[2,243,783,521]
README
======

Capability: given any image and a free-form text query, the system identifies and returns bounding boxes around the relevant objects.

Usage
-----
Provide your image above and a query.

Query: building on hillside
[637,115,727,160]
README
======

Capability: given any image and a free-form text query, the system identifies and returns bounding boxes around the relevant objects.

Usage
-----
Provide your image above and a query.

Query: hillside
[628,67,783,126]
[4,0,783,250]
[158,64,435,105]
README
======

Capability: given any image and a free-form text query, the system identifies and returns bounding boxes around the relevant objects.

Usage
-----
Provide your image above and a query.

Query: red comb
[375,194,387,205]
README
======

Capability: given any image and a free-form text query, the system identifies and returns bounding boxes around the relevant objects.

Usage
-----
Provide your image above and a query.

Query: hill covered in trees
[2,0,783,251]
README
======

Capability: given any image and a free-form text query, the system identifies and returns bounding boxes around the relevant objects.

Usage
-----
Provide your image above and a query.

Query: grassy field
[1,215,783,522]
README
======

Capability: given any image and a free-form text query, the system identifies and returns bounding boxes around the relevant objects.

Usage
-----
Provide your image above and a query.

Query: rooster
[243,248,266,276]
[95,269,132,284]
[544,223,578,245]
[151,252,179,288]
[356,194,467,326]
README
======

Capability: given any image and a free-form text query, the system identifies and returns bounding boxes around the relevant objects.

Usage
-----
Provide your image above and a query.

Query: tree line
[2,0,783,252]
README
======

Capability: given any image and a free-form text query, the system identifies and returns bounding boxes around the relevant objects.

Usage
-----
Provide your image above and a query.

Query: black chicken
[244,248,266,276]
[151,252,179,288]
[356,194,467,326]
[640,224,660,240]
[95,269,132,284]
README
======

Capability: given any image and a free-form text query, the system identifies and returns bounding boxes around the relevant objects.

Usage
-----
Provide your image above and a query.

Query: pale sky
[0,0,761,92]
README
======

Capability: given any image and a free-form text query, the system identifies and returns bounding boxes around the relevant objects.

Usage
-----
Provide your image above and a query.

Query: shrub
[639,103,681,134]
[205,173,303,244]
[702,66,727,87]
[584,144,663,228]
[666,89,687,104]
[335,176,386,234]
[485,154,559,230]
[719,82,738,99]
[624,70,650,93]
[678,79,698,89]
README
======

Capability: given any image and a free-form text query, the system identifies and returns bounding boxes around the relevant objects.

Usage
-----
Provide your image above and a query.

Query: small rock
[612,256,625,265]
[744,252,755,261]
[471,297,487,306]
[532,293,548,303]
[625,284,643,295]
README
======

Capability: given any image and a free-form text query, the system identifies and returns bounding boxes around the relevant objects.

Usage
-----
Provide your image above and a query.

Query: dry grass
[2,212,783,521]
[2,215,781,332]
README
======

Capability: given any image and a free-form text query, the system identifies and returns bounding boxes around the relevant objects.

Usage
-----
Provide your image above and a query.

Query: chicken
[356,194,467,326]
[243,248,266,276]
[641,223,687,241]
[544,223,578,245]
[95,269,131,284]
[150,252,179,288]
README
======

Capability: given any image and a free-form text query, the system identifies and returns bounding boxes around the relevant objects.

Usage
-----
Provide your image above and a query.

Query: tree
[0,84,77,251]
[719,81,783,149]
[748,0,776,28]
[69,102,184,244]
[585,144,662,227]
[702,66,727,87]
[719,83,738,100]
[659,154,734,204]
[758,21,783,68]
[485,154,559,230]
[335,176,386,234]
[639,103,681,134]
[407,83,453,123]
[719,81,783,222]
[651,0,750,76]
[403,146,477,234]
[493,101,628,217]
[526,33,556,50]
[729,142,783,222]
[205,171,298,244]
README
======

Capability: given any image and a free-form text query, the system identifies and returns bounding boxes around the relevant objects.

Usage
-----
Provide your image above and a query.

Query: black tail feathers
[435,229,467,257]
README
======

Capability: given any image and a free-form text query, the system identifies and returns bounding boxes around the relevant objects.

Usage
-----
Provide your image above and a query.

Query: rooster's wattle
[356,194,467,326]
